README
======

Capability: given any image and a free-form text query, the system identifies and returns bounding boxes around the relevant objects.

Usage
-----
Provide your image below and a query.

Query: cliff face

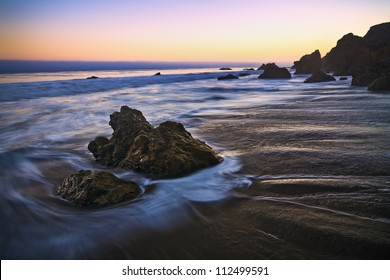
[321,22,390,91]
[322,22,390,75]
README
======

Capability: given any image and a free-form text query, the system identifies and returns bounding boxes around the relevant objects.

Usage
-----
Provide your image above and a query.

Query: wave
[0,71,252,102]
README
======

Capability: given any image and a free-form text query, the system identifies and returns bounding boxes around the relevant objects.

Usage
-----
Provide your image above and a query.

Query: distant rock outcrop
[243,68,255,71]
[257,63,276,71]
[294,50,321,74]
[154,72,161,76]
[217,74,239,80]
[322,33,369,75]
[57,170,140,207]
[322,22,390,91]
[86,76,99,79]
[88,106,222,177]
[219,67,232,70]
[304,71,336,83]
[258,64,291,79]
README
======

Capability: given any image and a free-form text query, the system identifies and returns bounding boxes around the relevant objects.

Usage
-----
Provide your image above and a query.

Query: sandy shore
[98,99,390,259]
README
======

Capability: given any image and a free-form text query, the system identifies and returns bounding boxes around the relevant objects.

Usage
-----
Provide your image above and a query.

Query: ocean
[0,65,389,259]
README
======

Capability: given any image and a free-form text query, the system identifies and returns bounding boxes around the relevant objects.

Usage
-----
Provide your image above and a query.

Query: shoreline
[95,95,390,260]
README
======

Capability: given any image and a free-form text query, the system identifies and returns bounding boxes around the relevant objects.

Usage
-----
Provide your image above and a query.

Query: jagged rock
[88,106,222,177]
[322,33,370,74]
[217,74,239,80]
[322,22,390,77]
[294,50,321,74]
[219,67,232,70]
[86,76,99,79]
[368,74,390,92]
[57,170,140,206]
[304,71,336,83]
[258,64,291,79]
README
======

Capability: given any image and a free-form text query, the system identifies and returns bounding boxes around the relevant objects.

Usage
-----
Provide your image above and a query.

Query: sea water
[0,66,389,259]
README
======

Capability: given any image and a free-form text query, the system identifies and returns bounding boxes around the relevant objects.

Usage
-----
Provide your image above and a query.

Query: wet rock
[86,76,99,79]
[304,71,336,83]
[243,68,255,71]
[258,64,291,79]
[88,106,222,177]
[294,50,321,74]
[217,74,239,80]
[238,73,251,77]
[368,74,390,92]
[57,170,140,206]
[154,72,161,76]
[339,77,348,81]
[219,67,232,70]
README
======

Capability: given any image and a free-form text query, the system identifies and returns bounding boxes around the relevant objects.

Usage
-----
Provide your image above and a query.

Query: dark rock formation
[238,73,251,77]
[217,74,239,80]
[154,72,161,76]
[368,73,390,92]
[86,76,99,79]
[322,22,390,78]
[57,170,140,206]
[88,106,222,177]
[243,68,255,71]
[258,64,291,79]
[219,67,232,70]
[257,63,276,70]
[294,50,321,74]
[322,33,370,74]
[339,77,348,81]
[304,71,336,83]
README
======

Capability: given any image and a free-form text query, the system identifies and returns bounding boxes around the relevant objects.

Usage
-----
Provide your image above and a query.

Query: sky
[0,0,389,64]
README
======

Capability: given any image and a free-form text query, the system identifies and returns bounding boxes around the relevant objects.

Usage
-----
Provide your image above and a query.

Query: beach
[0,67,389,259]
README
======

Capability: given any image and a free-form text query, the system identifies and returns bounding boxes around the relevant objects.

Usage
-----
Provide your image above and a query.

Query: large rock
[57,170,140,206]
[304,71,336,83]
[88,106,222,177]
[294,50,321,74]
[258,64,291,79]
[322,22,390,76]
[322,33,370,75]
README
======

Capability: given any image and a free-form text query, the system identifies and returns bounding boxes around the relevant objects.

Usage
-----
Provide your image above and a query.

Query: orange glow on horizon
[0,0,389,64]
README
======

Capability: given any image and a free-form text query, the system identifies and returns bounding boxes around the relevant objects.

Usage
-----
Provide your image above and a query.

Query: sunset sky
[0,0,389,63]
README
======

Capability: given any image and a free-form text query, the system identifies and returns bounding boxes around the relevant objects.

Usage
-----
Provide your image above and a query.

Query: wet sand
[100,96,390,259]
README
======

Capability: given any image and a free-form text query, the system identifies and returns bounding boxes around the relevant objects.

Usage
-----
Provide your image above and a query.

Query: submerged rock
[294,50,321,74]
[339,77,348,81]
[57,170,140,206]
[217,74,239,80]
[88,106,222,177]
[258,64,291,79]
[304,71,336,83]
